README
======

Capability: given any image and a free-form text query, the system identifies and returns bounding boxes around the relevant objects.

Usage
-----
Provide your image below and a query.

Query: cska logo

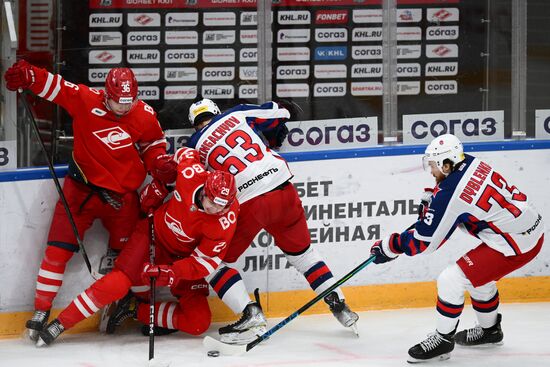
[164,212,194,242]
[92,126,133,150]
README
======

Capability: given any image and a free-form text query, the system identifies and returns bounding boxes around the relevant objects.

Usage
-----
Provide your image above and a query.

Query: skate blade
[407,353,450,363]
[350,323,359,337]
[36,337,47,348]
[27,329,40,342]
[456,341,504,348]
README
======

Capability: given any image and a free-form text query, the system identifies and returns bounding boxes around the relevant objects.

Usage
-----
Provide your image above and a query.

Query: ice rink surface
[1,302,549,367]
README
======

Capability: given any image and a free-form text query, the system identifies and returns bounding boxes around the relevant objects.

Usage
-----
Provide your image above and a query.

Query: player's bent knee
[437,264,468,300]
[91,269,132,301]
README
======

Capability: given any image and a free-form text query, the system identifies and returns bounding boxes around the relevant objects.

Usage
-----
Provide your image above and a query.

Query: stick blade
[202,336,247,356]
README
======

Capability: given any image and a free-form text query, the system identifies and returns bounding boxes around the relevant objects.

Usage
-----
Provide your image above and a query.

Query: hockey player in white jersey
[187,98,358,344]
[370,134,544,363]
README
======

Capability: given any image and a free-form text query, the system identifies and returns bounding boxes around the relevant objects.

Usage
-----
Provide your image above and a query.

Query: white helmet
[188,98,221,126]
[422,134,465,175]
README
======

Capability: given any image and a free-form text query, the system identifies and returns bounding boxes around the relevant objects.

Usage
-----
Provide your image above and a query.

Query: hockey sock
[136,299,211,336]
[207,266,250,314]
[285,246,344,299]
[57,269,131,329]
[35,245,74,311]
[436,264,470,334]
[470,290,500,329]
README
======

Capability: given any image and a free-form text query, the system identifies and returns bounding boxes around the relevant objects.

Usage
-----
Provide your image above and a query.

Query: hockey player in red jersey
[186,98,359,344]
[3,60,176,341]
[369,134,545,363]
[35,148,239,346]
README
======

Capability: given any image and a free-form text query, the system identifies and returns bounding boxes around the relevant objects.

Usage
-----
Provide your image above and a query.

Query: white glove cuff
[381,235,400,258]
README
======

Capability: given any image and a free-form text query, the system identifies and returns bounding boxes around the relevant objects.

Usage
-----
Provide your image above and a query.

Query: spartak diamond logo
[164,212,194,243]
[134,14,154,26]
[433,45,451,57]
[92,126,133,150]
[95,51,115,63]
[432,9,452,21]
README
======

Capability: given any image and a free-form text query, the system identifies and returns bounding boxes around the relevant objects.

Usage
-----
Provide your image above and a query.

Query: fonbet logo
[93,126,133,150]
[315,10,348,24]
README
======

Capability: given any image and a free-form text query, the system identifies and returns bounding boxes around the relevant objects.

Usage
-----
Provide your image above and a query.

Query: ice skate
[455,313,504,347]
[36,319,65,347]
[26,310,50,342]
[219,289,267,344]
[407,330,455,363]
[106,293,138,334]
[324,291,359,336]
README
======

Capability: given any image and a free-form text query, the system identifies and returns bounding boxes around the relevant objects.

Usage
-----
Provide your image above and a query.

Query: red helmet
[204,170,237,208]
[104,68,138,104]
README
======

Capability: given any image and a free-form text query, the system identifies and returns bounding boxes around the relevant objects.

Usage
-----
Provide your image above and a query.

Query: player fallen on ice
[369,134,544,363]
[3,61,175,342]
[186,98,359,344]
[36,148,238,346]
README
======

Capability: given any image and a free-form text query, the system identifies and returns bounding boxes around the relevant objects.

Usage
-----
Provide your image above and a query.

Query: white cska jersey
[187,102,293,204]
[411,154,544,256]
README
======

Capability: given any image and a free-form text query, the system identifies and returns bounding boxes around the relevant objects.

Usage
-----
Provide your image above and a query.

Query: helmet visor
[422,154,435,172]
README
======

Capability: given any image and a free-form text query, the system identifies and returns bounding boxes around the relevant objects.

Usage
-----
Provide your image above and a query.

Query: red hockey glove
[139,179,169,214]
[4,60,36,91]
[151,154,177,184]
[174,147,199,163]
[141,263,175,287]
[370,234,400,264]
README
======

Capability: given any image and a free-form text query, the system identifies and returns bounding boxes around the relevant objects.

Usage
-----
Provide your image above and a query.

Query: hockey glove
[141,263,175,287]
[418,188,434,220]
[263,123,289,149]
[151,154,178,184]
[370,234,400,264]
[174,147,199,163]
[139,179,169,214]
[4,60,36,91]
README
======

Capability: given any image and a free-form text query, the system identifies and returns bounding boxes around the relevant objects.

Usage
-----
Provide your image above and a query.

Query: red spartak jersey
[29,66,167,194]
[154,149,239,281]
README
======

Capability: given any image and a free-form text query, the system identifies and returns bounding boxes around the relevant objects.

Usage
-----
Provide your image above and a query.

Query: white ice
[1,302,549,367]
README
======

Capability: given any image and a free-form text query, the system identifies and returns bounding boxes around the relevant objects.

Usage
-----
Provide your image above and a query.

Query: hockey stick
[203,254,377,356]
[147,211,156,362]
[19,92,94,277]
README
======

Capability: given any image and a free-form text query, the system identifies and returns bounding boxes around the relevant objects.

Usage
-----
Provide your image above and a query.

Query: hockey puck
[207,350,220,357]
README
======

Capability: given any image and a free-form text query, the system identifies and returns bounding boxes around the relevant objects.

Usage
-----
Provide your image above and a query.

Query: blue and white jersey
[187,102,292,204]
[392,154,544,257]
